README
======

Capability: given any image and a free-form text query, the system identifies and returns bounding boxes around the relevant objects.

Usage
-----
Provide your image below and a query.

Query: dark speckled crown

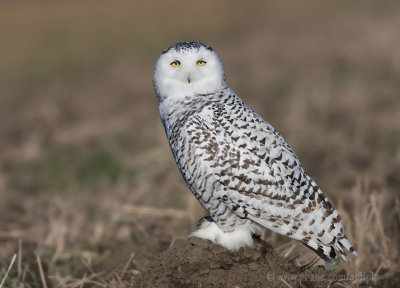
[162,41,213,54]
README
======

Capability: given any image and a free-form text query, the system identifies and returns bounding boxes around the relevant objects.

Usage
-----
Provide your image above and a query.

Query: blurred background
[0,0,399,286]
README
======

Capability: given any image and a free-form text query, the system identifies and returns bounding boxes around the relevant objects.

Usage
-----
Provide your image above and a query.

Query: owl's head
[153,42,226,103]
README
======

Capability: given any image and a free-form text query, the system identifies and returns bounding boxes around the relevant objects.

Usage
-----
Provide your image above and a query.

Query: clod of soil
[134,237,330,288]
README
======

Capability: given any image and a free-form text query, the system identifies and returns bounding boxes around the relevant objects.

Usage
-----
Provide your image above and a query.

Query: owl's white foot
[188,216,256,252]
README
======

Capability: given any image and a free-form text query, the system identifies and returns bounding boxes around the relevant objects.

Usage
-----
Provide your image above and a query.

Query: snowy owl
[153,41,357,262]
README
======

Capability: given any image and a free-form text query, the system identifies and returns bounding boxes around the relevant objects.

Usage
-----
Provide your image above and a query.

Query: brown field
[0,0,399,287]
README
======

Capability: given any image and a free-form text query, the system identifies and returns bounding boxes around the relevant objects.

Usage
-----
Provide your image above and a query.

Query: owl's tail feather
[337,237,358,259]
[302,240,335,264]
[302,237,357,264]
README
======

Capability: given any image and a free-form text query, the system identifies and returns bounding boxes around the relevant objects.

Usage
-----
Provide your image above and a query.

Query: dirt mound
[134,238,330,288]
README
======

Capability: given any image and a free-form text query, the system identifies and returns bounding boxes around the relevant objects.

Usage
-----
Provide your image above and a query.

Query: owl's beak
[187,73,191,83]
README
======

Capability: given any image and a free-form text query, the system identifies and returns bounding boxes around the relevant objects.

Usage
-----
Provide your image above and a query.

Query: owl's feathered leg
[188,216,257,251]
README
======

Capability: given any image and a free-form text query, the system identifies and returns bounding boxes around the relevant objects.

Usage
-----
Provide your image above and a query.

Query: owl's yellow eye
[197,60,206,66]
[170,61,180,67]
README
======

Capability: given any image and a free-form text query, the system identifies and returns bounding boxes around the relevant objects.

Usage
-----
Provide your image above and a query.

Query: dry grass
[0,0,399,287]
